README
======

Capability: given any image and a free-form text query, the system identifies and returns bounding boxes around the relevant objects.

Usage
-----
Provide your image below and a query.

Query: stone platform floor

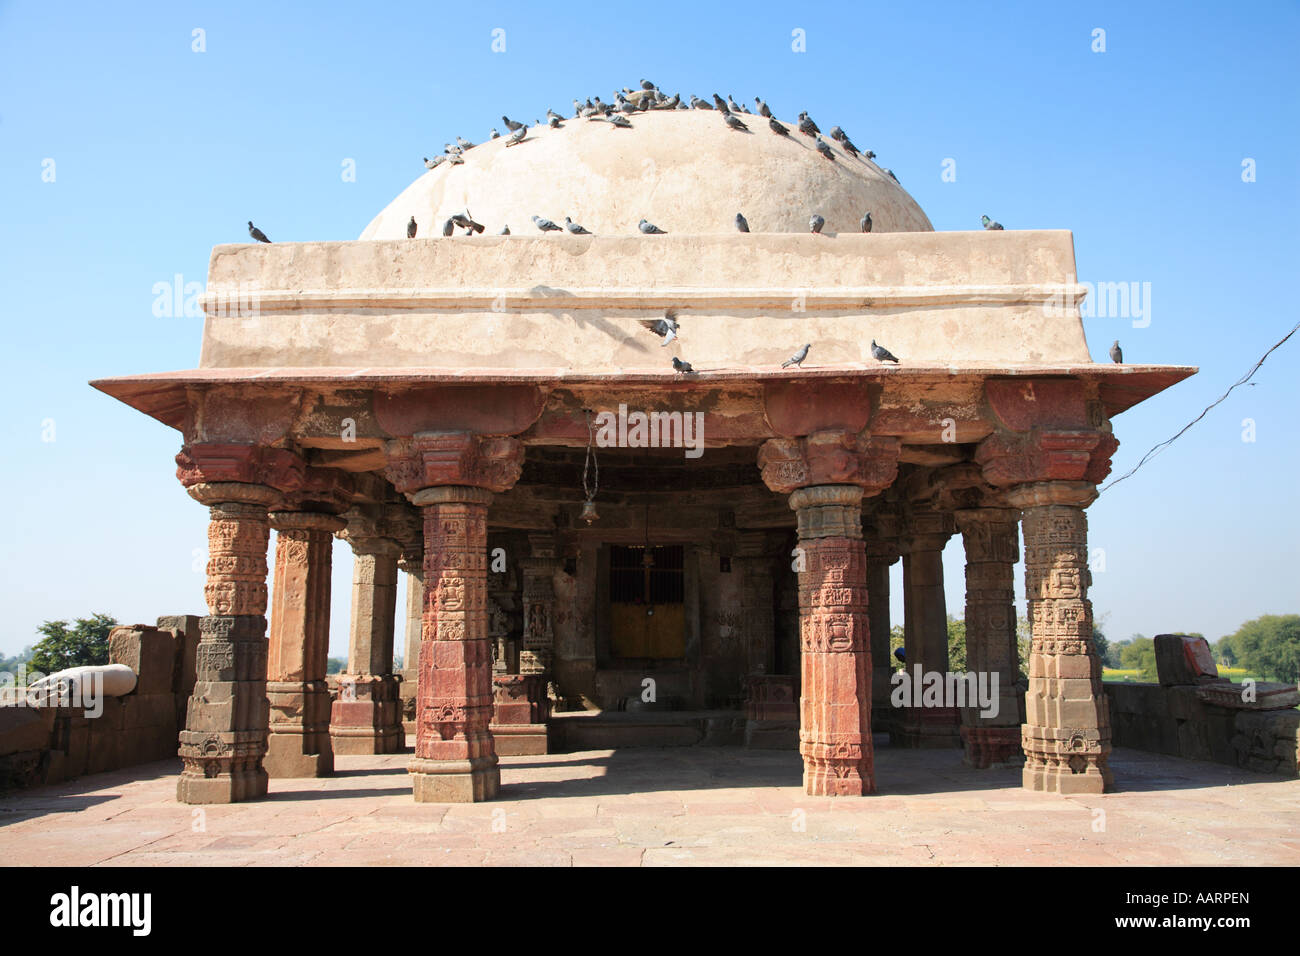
[1,742,1297,866]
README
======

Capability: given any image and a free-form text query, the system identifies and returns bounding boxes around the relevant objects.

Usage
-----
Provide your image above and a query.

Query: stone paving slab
[0,746,1296,866]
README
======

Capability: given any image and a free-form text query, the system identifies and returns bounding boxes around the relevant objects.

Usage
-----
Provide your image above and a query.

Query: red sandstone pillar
[791,485,874,794]
[385,432,524,802]
[897,507,961,748]
[409,486,497,800]
[975,396,1119,793]
[331,526,403,755]
[398,551,424,738]
[266,510,345,777]
[759,430,900,796]
[735,532,777,677]
[863,505,900,736]
[1006,482,1111,792]
[954,507,1025,767]
[173,443,306,804]
[519,533,559,677]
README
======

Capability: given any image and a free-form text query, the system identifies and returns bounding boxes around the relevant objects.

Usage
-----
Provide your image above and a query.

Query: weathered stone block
[109,625,178,696]
[158,614,201,700]
[1166,685,1208,722]
[122,693,178,731]
[1154,633,1217,686]
[0,706,55,756]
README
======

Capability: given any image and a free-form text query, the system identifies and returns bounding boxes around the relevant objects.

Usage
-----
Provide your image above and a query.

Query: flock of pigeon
[242,78,1124,368]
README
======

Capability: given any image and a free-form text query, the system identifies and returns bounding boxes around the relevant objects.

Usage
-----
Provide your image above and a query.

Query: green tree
[1215,636,1237,668]
[1224,615,1300,684]
[28,614,117,677]
[0,646,34,674]
[326,657,346,675]
[947,616,966,671]
[1118,634,1157,680]
[1092,626,1115,669]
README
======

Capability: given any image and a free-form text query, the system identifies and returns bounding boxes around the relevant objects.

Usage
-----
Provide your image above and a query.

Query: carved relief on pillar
[520,532,559,677]
[757,427,899,798]
[992,475,1112,794]
[408,484,500,801]
[186,482,280,617]
[953,506,1024,768]
[175,472,282,805]
[265,508,345,778]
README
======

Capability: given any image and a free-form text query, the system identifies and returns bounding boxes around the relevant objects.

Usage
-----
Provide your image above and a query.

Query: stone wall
[0,616,199,792]
[1105,682,1299,777]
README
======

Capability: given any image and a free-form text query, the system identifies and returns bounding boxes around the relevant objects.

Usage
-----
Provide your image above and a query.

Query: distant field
[1102,667,1279,683]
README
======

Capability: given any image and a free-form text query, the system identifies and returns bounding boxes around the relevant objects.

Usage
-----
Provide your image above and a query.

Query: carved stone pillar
[759,430,900,796]
[863,506,900,736]
[398,552,424,738]
[489,531,556,756]
[331,527,403,755]
[386,432,524,802]
[173,443,302,804]
[1007,482,1111,793]
[734,532,777,677]
[954,508,1025,767]
[896,507,961,748]
[519,533,559,677]
[975,393,1119,793]
[266,511,345,777]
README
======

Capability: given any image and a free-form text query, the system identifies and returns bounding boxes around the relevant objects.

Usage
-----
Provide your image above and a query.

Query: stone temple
[92,105,1195,804]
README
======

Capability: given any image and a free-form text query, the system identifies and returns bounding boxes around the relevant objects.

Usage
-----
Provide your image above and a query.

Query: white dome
[362,108,933,240]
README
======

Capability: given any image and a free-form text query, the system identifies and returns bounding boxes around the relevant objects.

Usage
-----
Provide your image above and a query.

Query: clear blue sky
[1,1,1296,660]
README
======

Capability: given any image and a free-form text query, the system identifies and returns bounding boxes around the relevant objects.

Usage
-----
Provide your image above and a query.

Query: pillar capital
[384,431,524,496]
[1004,480,1098,510]
[975,428,1117,490]
[269,510,347,534]
[758,430,900,497]
[898,508,955,554]
[789,485,868,539]
[176,442,305,494]
[185,481,280,510]
[278,467,355,515]
[338,504,406,556]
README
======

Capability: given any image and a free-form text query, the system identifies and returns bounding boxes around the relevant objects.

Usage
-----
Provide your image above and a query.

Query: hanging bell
[580,497,600,524]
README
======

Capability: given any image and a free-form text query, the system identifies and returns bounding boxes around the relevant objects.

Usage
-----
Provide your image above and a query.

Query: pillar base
[330,674,403,754]
[330,725,402,755]
[409,756,499,802]
[1023,761,1112,794]
[960,725,1024,769]
[488,724,549,756]
[177,767,268,805]
[802,763,875,796]
[265,735,334,778]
